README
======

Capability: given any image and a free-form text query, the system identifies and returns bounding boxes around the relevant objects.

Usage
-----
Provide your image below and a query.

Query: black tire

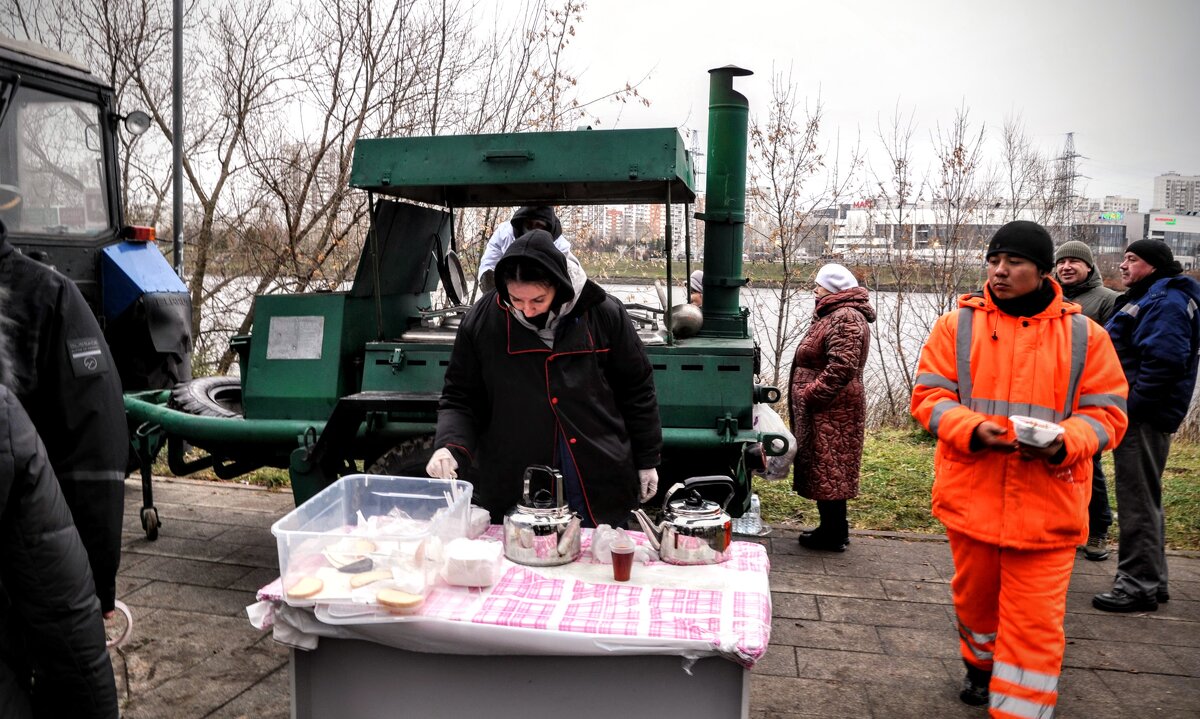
[169,376,243,418]
[368,435,437,477]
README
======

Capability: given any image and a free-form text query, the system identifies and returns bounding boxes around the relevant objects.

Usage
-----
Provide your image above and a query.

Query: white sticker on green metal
[267,316,325,360]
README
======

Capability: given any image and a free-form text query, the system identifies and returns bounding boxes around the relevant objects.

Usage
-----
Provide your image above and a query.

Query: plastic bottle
[747,493,762,534]
[733,493,762,535]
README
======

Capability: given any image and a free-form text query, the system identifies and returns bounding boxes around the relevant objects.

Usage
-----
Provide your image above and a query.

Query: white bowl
[1009,415,1065,448]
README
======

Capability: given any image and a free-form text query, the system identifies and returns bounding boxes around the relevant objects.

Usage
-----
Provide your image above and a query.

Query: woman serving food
[425,230,662,528]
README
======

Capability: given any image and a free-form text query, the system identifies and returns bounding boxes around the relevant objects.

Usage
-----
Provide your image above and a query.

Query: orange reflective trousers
[949,529,1075,719]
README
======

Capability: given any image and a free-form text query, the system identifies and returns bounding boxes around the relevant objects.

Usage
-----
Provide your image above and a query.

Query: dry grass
[757,425,1200,551]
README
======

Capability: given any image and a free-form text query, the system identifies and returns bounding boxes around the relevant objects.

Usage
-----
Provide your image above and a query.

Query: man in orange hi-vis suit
[911,221,1128,718]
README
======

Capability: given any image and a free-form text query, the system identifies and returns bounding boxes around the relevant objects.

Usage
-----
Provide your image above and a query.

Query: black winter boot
[797,530,848,552]
[959,661,991,706]
[799,501,849,551]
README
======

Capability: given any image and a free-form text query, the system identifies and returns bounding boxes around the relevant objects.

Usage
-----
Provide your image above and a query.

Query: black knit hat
[986,221,1055,271]
[1125,239,1182,274]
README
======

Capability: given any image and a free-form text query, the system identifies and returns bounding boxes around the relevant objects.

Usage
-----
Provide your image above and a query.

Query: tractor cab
[0,35,191,392]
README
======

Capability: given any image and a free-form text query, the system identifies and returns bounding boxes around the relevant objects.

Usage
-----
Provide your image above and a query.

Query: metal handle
[483,149,533,162]
[522,465,563,508]
[672,475,736,510]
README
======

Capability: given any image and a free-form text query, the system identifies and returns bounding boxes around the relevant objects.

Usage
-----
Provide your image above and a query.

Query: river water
[604,282,949,424]
[197,277,950,424]
[197,278,1199,430]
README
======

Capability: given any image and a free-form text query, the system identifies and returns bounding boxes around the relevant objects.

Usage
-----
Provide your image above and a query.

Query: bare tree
[210,0,469,372]
[8,0,651,375]
[860,102,929,425]
[748,69,860,394]
[999,114,1053,225]
[927,103,989,310]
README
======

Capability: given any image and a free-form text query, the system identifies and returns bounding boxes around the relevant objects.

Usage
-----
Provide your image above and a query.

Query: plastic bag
[591,525,657,564]
[467,506,491,539]
[752,403,797,480]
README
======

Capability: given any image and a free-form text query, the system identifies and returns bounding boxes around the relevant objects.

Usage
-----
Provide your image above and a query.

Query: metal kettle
[503,465,582,566]
[632,476,735,565]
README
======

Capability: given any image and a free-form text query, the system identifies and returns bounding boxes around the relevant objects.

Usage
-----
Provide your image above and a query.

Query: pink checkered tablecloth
[256,528,772,667]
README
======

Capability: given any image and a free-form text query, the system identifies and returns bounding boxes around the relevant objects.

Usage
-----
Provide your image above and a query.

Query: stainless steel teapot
[632,476,735,565]
[503,465,582,566]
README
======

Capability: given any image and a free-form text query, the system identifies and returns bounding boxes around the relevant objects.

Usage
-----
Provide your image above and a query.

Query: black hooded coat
[0,221,127,612]
[435,231,661,526]
[0,288,119,719]
[510,206,563,239]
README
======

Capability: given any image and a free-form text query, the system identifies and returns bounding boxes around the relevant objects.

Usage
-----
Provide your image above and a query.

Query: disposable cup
[611,540,635,582]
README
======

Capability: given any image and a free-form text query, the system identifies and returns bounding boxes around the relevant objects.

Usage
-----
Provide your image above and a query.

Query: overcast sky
[536,0,1198,211]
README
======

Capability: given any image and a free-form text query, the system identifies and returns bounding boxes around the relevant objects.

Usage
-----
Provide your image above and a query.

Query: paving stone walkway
[111,478,1199,718]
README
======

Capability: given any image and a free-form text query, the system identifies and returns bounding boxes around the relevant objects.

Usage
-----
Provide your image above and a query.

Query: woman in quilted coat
[788,263,875,551]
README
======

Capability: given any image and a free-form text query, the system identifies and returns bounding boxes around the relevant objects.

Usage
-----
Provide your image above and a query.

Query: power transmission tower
[1051,132,1088,242]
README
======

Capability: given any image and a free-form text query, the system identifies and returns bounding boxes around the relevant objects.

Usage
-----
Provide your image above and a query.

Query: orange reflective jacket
[911,283,1129,549]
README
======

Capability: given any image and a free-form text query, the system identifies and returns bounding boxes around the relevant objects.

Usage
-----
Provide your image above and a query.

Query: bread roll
[286,576,324,599]
[376,588,424,613]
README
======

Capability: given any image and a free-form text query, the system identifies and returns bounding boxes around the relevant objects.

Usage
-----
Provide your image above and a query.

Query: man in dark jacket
[1054,239,1120,560]
[0,288,119,718]
[429,230,661,527]
[1094,239,1200,613]
[0,220,127,616]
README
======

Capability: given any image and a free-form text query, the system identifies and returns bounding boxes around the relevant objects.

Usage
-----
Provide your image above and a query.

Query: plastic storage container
[271,474,473,607]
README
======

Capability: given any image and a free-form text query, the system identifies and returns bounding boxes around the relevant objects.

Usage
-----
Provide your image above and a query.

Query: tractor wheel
[169,376,243,418]
[368,435,437,477]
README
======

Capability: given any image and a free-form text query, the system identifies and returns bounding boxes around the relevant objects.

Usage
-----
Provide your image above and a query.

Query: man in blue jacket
[1094,240,1200,613]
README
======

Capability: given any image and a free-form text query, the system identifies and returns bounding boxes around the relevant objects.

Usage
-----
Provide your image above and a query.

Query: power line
[1052,132,1088,239]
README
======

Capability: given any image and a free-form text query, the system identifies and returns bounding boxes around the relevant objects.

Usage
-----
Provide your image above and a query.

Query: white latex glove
[638,468,659,503]
[426,447,458,479]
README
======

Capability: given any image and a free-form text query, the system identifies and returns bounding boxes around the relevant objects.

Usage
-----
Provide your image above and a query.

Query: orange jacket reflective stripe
[911,282,1129,549]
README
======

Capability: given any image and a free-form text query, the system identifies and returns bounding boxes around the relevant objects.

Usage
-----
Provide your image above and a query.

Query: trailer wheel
[141,506,160,541]
[169,376,243,418]
[369,435,437,477]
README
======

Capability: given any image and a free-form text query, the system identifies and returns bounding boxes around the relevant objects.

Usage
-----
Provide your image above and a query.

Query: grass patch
[1103,443,1200,552]
[756,425,939,533]
[760,426,1200,551]
[149,451,291,491]
[147,425,1198,551]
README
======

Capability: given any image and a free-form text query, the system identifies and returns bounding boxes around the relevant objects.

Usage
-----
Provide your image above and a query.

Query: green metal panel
[361,342,454,403]
[350,128,696,207]
[243,293,376,420]
[646,338,755,430]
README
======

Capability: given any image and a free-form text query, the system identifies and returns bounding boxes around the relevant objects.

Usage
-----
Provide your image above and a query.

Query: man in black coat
[0,220,127,616]
[0,287,119,718]
[429,230,661,527]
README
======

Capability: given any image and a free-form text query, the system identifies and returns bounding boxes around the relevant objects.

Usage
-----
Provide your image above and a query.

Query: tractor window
[0,86,110,236]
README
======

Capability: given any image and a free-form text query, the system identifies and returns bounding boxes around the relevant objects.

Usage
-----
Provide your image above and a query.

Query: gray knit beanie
[1055,240,1095,268]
